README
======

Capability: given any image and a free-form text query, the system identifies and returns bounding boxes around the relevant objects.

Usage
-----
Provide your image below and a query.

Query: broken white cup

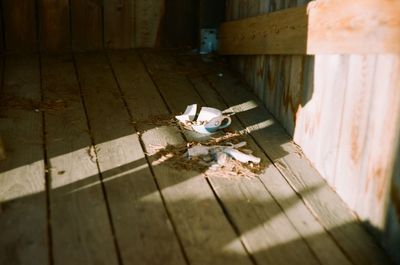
[175,104,197,122]
[192,116,231,134]
[196,107,222,122]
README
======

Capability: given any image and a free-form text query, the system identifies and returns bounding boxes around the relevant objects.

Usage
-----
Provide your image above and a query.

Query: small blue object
[199,28,218,55]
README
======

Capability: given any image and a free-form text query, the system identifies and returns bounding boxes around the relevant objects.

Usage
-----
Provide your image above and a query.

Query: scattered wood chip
[88,145,98,163]
[0,95,68,112]
[152,134,265,179]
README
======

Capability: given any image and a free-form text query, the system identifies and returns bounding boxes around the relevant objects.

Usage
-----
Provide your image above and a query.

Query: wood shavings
[88,145,99,163]
[132,114,176,127]
[0,95,68,112]
[152,135,265,179]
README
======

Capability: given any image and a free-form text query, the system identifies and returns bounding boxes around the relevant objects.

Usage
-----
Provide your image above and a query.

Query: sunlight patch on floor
[227,100,259,114]
[0,161,45,202]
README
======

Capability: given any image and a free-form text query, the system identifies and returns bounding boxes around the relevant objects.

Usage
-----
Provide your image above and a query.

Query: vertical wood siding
[3,0,38,51]
[0,0,180,51]
[104,0,135,49]
[226,1,400,263]
[39,0,70,52]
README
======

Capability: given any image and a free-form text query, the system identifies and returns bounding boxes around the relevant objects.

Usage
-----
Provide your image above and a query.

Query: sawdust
[132,114,176,127]
[152,132,265,179]
[0,95,68,112]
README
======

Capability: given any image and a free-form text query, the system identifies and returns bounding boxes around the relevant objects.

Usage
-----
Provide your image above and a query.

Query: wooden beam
[219,0,400,55]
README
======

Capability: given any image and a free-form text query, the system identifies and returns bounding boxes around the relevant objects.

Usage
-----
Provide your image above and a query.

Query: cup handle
[218,116,232,129]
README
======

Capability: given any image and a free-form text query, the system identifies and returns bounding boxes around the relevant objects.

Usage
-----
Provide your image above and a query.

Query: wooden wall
[225,0,400,263]
[0,0,201,52]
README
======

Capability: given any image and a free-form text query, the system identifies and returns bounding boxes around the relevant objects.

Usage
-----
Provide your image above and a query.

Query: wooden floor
[0,50,390,265]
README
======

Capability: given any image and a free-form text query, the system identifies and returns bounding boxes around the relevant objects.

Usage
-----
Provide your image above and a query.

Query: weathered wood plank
[2,0,37,51]
[294,55,349,187]
[219,1,400,55]
[74,52,186,265]
[183,64,351,265]
[113,49,252,265]
[334,55,377,210]
[205,66,390,265]
[0,55,47,265]
[136,52,252,264]
[219,6,307,55]
[71,0,103,51]
[39,0,70,52]
[104,0,135,49]
[162,0,197,47]
[143,50,324,265]
[41,54,119,265]
[307,0,400,54]
[355,55,400,227]
[135,0,164,47]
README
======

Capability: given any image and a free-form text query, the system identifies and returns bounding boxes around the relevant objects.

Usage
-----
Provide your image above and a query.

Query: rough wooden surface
[307,0,400,54]
[75,52,186,265]
[146,51,321,265]
[162,0,197,47]
[2,0,37,51]
[41,54,119,265]
[183,58,352,265]
[0,55,47,265]
[135,0,164,47]
[0,50,392,265]
[205,65,389,265]
[39,0,70,52]
[225,1,400,262]
[131,50,253,265]
[0,0,199,51]
[71,0,103,51]
[104,0,135,49]
[220,6,307,55]
[220,1,400,55]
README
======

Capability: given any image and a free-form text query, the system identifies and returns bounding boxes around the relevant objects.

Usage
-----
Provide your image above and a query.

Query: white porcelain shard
[224,148,261,164]
[187,145,210,157]
[196,107,222,122]
[175,104,197,122]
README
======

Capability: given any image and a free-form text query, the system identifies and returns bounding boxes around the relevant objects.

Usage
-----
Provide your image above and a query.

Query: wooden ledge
[219,0,400,55]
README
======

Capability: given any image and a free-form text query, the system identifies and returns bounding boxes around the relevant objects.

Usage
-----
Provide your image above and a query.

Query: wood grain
[205,67,390,265]
[41,54,119,265]
[75,52,186,265]
[355,55,400,226]
[219,6,308,55]
[334,55,376,209]
[307,0,400,54]
[294,55,349,187]
[220,1,400,55]
[139,49,254,265]
[39,0,70,52]
[2,0,37,51]
[135,0,164,47]
[0,55,47,265]
[183,62,351,265]
[225,2,400,263]
[70,0,103,51]
[104,0,135,49]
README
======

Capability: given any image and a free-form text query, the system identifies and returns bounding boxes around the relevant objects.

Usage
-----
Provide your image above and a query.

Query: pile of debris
[153,132,264,179]
[134,104,264,178]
